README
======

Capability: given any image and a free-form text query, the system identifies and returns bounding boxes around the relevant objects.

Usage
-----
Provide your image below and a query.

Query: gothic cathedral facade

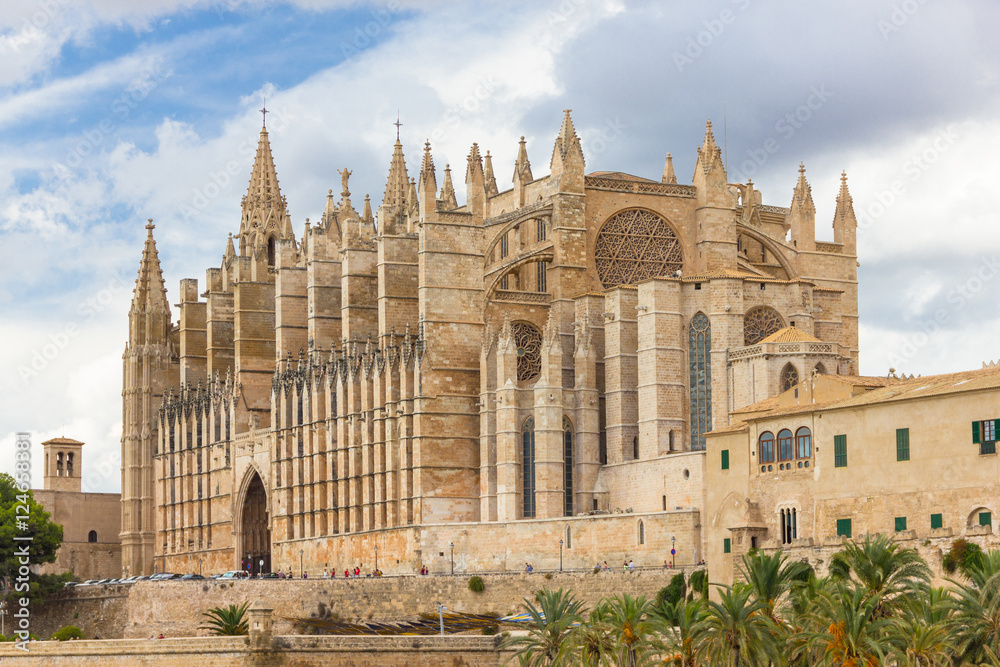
[121,112,859,575]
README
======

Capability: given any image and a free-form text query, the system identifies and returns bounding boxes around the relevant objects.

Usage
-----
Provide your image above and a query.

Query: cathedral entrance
[241,474,271,575]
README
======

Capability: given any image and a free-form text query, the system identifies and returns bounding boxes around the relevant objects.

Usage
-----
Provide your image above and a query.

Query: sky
[1,0,999,493]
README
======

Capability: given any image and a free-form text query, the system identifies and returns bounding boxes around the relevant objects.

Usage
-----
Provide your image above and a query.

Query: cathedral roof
[758,327,822,344]
[588,171,658,183]
[42,437,85,445]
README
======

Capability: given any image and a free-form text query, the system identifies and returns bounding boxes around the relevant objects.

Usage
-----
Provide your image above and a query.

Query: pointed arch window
[522,418,536,519]
[266,236,276,266]
[563,417,574,517]
[689,312,712,450]
[638,520,645,545]
[781,363,799,391]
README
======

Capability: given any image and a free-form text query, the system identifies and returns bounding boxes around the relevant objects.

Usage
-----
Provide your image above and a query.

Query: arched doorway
[242,474,271,575]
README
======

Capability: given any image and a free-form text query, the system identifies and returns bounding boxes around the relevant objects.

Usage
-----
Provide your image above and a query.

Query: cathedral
[120,110,859,576]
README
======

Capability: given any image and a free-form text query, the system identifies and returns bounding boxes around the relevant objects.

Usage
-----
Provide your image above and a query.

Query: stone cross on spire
[394,112,402,140]
[260,104,268,128]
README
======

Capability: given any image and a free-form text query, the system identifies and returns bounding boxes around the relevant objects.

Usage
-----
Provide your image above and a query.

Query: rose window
[594,209,683,288]
[743,306,783,346]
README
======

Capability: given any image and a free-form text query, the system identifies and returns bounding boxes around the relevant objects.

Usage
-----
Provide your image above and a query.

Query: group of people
[524,562,535,573]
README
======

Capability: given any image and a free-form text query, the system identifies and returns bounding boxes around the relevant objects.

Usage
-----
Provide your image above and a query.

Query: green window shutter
[721,449,730,470]
[974,420,981,444]
[723,538,731,554]
[834,434,847,468]
[894,517,907,532]
[836,518,852,538]
[896,428,910,461]
[980,512,992,527]
[930,513,943,530]
[995,419,1000,437]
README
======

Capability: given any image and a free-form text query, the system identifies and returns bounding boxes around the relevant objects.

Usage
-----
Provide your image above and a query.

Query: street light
[300,549,304,578]
[671,535,676,569]
[374,544,379,574]
[449,542,454,575]
[559,538,563,572]
[436,601,447,636]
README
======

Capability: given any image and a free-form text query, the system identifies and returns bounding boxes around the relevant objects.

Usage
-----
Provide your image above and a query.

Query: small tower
[42,437,84,492]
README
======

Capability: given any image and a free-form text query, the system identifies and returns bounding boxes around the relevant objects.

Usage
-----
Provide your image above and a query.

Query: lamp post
[374,544,379,573]
[671,536,676,569]
[198,558,202,576]
[559,538,563,572]
[449,542,454,575]
[436,601,447,636]
[300,549,304,578]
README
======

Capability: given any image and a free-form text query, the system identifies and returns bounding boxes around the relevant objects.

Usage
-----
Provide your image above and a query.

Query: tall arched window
[638,520,645,545]
[88,530,97,543]
[522,418,536,519]
[795,427,812,458]
[563,418,573,517]
[689,313,712,450]
[266,235,276,266]
[56,452,63,475]
[759,432,775,464]
[777,429,794,461]
[632,436,639,460]
[66,452,74,476]
[781,363,799,391]
[780,509,797,544]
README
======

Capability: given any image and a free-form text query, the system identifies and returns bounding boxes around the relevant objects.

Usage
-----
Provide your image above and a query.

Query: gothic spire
[695,119,724,175]
[661,153,677,184]
[550,109,584,171]
[223,232,236,264]
[440,164,458,210]
[791,162,816,212]
[787,163,816,250]
[420,141,436,190]
[834,171,854,222]
[240,121,292,246]
[484,150,498,197]
[512,136,533,184]
[362,194,374,224]
[466,142,484,183]
[132,220,169,314]
[382,137,409,210]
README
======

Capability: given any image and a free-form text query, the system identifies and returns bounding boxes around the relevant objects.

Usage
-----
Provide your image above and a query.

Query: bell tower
[42,437,84,493]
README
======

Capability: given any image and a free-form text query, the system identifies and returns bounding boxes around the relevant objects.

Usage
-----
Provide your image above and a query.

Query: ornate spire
[240,122,292,247]
[420,141,436,187]
[466,142,484,183]
[440,164,458,210]
[696,119,724,175]
[661,153,677,184]
[132,219,169,313]
[407,177,419,218]
[834,171,854,222]
[791,162,815,211]
[550,109,584,170]
[484,150,498,197]
[223,232,236,264]
[513,135,533,184]
[382,138,409,210]
[362,194,374,224]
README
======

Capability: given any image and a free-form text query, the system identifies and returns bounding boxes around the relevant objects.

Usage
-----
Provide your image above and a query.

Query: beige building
[705,363,1000,585]
[121,110,860,576]
[36,438,122,580]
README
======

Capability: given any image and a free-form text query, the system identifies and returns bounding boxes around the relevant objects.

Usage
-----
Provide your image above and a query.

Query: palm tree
[795,582,893,666]
[829,533,931,616]
[739,550,811,620]
[599,593,663,667]
[501,588,585,666]
[565,605,614,667]
[199,600,250,636]
[654,597,707,667]
[886,587,956,666]
[694,583,782,667]
[947,558,1000,664]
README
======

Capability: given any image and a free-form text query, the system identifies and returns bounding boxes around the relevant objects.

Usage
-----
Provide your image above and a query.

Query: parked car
[180,574,205,580]
[259,572,279,579]
[149,572,182,581]
[217,570,250,580]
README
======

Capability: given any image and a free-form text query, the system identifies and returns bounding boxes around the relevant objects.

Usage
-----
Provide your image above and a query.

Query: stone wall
[0,635,514,666]
[31,569,699,640]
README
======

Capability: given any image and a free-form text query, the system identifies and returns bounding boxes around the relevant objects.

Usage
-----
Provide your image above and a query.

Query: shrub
[544,573,553,580]
[688,569,709,599]
[52,625,83,641]
[592,565,601,574]
[943,538,985,575]
[481,610,500,635]
[656,572,686,607]
[468,575,485,593]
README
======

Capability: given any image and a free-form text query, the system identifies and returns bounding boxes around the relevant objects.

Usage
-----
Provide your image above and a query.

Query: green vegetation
[500,536,1000,665]
[688,568,708,599]
[468,575,485,592]
[942,537,984,575]
[199,601,250,636]
[51,625,83,641]
[0,473,64,607]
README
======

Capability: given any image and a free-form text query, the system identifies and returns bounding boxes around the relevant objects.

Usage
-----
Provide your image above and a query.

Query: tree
[695,583,782,667]
[599,593,663,667]
[739,550,811,620]
[0,473,63,603]
[947,552,1000,664]
[565,605,614,667]
[199,601,250,636]
[501,588,585,666]
[829,534,931,616]
[654,597,707,667]
[795,582,893,666]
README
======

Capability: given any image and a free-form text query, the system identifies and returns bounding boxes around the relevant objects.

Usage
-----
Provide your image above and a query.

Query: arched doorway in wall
[241,473,271,575]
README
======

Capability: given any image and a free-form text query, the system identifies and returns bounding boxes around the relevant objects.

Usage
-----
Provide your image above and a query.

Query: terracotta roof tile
[758,326,822,344]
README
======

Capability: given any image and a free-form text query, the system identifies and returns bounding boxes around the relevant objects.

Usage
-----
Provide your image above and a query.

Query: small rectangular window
[983,441,997,455]
[834,434,847,468]
[694,283,702,290]
[980,511,992,527]
[721,449,730,470]
[723,538,731,554]
[930,513,943,530]
[894,516,907,532]
[836,518,852,538]
[896,428,910,461]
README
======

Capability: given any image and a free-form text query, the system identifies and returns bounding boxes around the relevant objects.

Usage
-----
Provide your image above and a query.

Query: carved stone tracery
[594,209,683,288]
[512,321,542,384]
[743,306,783,346]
